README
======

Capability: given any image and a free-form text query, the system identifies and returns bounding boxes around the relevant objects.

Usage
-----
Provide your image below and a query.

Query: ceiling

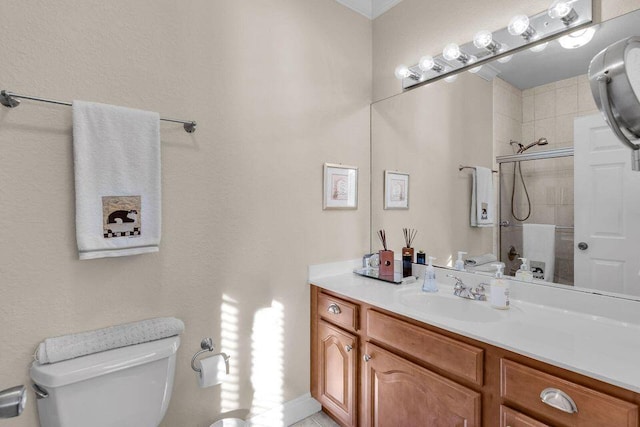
[334,0,404,19]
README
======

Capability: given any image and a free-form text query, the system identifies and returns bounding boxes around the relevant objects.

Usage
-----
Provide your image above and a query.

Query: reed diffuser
[377,229,394,278]
[402,228,417,262]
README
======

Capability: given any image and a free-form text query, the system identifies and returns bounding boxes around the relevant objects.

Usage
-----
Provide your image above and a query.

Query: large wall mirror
[371,7,640,299]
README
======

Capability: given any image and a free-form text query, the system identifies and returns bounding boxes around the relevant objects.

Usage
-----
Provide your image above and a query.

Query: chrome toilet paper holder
[190,338,230,375]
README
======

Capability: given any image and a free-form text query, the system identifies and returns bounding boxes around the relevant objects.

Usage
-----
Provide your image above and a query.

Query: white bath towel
[464,253,497,266]
[523,223,556,281]
[470,167,494,227]
[73,101,161,260]
[35,317,184,364]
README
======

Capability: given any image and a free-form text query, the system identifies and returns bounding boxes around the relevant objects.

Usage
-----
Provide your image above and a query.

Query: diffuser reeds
[377,229,387,250]
[403,228,417,248]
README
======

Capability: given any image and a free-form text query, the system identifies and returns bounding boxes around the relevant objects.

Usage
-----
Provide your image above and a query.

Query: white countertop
[309,260,640,393]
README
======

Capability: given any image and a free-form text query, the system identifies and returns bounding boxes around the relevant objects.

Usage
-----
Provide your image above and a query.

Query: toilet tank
[30,335,180,427]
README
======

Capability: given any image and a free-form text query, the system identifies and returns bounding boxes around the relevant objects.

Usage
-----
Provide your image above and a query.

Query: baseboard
[247,392,321,427]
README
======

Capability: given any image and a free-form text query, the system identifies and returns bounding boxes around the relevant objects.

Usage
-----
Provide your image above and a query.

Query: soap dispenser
[489,264,509,310]
[422,256,438,293]
[454,251,467,271]
[514,257,533,282]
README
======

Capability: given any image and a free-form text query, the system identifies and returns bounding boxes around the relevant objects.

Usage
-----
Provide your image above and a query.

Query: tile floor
[290,410,339,427]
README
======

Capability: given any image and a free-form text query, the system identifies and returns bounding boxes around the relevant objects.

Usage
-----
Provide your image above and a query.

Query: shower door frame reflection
[497,148,575,285]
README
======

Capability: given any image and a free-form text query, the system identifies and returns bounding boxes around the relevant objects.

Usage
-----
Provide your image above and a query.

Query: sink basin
[397,288,503,323]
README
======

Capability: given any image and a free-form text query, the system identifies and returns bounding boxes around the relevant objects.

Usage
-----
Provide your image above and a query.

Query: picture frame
[384,170,409,209]
[323,163,358,210]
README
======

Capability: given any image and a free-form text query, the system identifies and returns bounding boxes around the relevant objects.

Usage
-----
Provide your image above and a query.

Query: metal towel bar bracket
[190,338,230,375]
[0,89,197,133]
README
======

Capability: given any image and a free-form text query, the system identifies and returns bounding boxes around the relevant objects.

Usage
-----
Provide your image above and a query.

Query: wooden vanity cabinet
[500,406,550,427]
[316,320,358,427]
[363,342,481,426]
[310,285,640,427]
[313,292,359,426]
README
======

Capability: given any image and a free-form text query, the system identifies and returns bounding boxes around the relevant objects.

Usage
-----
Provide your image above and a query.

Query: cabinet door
[500,406,550,427]
[363,343,480,427]
[317,320,357,427]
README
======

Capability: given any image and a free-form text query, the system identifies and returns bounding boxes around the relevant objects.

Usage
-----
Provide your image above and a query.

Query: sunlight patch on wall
[221,294,240,412]
[249,300,285,425]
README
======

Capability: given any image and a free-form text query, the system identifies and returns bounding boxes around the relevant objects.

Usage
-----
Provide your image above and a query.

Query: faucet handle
[468,283,487,301]
[446,274,464,287]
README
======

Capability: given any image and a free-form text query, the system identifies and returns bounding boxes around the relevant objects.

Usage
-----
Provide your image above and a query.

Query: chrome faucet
[447,275,487,301]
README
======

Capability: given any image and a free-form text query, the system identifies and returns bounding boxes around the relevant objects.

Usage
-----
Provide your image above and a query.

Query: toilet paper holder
[190,338,230,374]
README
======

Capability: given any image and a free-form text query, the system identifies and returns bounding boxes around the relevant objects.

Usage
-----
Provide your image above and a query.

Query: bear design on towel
[104,209,140,238]
[107,210,138,224]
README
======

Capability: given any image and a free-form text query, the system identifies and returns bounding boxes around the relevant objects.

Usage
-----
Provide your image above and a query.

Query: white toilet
[30,335,180,427]
[211,419,246,427]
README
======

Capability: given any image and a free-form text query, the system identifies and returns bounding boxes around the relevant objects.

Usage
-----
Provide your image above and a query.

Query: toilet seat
[210,418,246,427]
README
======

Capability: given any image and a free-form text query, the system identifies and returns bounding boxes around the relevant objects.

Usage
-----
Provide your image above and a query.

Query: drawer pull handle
[327,303,342,315]
[363,354,372,362]
[540,388,578,414]
[345,345,352,352]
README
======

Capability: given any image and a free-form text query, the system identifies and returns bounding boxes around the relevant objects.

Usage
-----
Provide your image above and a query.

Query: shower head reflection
[517,137,548,153]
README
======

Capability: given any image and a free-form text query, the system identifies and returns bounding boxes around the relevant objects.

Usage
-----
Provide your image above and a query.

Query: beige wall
[373,0,640,102]
[371,72,494,266]
[0,1,371,426]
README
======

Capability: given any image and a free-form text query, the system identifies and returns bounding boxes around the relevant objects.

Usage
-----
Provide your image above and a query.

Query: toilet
[211,419,246,427]
[30,335,180,427]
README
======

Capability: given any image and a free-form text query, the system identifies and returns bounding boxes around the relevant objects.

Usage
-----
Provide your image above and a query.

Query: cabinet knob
[363,354,372,362]
[540,388,578,414]
[345,345,352,352]
[327,303,341,315]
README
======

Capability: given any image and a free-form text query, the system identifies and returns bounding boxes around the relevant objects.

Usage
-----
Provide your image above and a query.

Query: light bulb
[559,27,596,49]
[419,56,434,71]
[548,0,573,19]
[498,54,513,63]
[394,65,410,80]
[473,30,493,49]
[444,74,458,83]
[443,43,461,61]
[529,42,549,53]
[508,15,530,36]
[418,55,444,73]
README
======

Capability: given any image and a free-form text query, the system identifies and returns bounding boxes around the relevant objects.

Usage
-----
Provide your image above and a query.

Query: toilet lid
[210,418,246,427]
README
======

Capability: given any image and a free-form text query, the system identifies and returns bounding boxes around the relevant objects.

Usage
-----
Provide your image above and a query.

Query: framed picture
[323,163,358,210]
[384,170,409,209]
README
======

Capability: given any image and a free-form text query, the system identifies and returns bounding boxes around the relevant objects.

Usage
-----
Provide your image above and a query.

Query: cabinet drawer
[500,405,550,427]
[318,292,358,332]
[366,309,483,385]
[501,359,639,427]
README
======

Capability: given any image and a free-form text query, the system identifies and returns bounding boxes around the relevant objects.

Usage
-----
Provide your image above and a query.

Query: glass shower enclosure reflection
[497,148,574,285]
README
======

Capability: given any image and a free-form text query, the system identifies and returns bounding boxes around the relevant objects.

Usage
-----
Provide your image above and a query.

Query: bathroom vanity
[310,266,640,426]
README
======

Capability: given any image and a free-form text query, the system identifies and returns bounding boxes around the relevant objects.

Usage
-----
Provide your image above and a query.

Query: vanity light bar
[396,0,592,90]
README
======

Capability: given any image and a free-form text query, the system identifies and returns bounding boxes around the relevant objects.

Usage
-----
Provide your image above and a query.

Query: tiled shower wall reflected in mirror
[493,75,599,286]
[499,156,574,285]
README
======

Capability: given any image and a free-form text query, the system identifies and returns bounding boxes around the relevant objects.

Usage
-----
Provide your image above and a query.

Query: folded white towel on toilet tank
[35,317,184,364]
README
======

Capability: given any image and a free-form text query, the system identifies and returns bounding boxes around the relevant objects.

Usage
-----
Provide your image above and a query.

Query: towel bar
[459,165,498,173]
[0,89,197,133]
